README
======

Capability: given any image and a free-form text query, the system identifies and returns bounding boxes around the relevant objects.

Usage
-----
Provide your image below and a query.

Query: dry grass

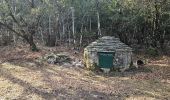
[0,45,170,100]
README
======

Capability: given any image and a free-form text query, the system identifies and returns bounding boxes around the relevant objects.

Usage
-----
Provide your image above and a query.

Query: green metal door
[98,52,115,68]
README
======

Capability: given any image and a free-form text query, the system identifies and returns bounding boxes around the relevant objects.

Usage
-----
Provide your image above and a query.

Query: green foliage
[146,47,159,57]
[0,0,170,52]
[31,45,39,52]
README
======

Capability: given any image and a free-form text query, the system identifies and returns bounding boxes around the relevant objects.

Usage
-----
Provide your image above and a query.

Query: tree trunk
[49,15,51,36]
[96,0,101,37]
[152,0,160,48]
[97,11,101,37]
[89,17,92,32]
[40,27,45,45]
[71,7,76,46]
[79,34,82,47]
[23,34,38,52]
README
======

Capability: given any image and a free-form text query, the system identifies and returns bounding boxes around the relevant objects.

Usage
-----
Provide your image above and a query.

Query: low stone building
[84,36,132,71]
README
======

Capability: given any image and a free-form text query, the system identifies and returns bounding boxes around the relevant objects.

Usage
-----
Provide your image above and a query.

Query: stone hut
[84,36,132,71]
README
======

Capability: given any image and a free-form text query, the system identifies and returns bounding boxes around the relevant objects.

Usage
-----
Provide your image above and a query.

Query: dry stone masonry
[84,36,132,71]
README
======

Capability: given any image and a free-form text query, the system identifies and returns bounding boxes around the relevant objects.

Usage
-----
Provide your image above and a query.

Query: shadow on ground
[0,60,170,100]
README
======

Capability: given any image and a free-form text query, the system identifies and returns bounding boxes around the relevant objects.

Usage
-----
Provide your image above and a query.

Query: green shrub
[146,47,159,57]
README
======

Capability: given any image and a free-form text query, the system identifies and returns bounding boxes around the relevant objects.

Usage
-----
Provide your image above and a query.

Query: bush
[146,47,159,57]
[0,36,13,46]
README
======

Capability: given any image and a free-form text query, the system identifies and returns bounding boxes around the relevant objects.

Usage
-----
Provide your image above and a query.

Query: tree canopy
[0,0,170,52]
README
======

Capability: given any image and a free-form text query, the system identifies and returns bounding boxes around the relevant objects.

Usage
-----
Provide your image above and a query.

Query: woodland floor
[0,44,170,100]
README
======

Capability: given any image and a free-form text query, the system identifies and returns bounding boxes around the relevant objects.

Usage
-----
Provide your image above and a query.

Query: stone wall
[84,36,132,70]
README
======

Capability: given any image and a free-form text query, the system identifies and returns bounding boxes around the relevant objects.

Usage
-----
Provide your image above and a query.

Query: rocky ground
[0,45,170,100]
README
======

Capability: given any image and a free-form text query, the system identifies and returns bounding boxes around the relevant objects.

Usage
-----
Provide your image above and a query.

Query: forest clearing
[0,44,170,100]
[0,0,170,100]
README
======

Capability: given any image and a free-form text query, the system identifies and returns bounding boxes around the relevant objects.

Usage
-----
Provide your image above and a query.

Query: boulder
[43,53,72,64]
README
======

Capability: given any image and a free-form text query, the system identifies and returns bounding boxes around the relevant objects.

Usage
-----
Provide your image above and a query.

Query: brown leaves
[131,72,163,80]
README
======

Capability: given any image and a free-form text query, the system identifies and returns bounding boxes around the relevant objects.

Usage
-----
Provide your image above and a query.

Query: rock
[62,63,72,67]
[72,60,84,67]
[75,61,83,67]
[47,57,56,64]
[119,68,127,72]
[43,53,72,65]
[100,68,110,73]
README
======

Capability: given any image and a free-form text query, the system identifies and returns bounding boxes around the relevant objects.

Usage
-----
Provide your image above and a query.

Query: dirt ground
[0,45,170,100]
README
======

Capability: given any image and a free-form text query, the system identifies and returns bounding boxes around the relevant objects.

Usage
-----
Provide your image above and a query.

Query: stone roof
[85,36,132,52]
